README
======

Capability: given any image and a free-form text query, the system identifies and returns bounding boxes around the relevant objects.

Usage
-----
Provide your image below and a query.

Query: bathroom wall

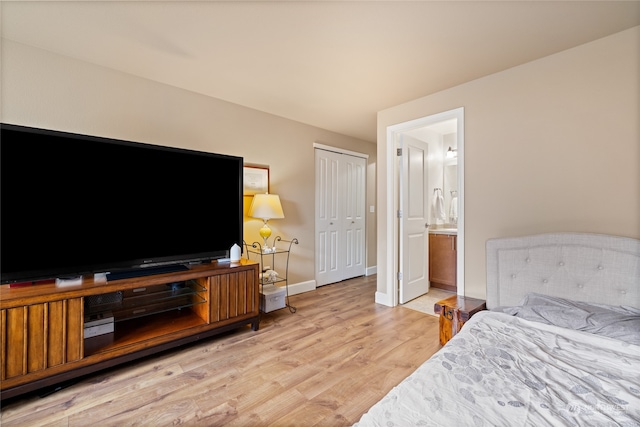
[428,134,446,226]
[443,133,458,225]
[403,130,457,227]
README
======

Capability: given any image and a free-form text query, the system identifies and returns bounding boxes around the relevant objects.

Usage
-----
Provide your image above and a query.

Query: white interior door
[341,155,366,281]
[399,136,430,303]
[315,149,341,286]
[315,148,366,287]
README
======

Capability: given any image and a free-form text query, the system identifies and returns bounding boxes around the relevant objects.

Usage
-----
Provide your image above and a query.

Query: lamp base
[259,221,272,247]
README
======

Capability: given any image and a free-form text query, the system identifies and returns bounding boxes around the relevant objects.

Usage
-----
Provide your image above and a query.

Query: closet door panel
[315,150,343,286]
[341,156,366,280]
[315,149,366,286]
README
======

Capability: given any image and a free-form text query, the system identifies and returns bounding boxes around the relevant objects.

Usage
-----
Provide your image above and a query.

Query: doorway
[387,108,464,306]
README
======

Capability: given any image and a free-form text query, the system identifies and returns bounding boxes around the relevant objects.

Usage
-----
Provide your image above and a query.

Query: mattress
[354,310,640,426]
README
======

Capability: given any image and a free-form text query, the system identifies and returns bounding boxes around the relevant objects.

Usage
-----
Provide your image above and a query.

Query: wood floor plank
[1,275,441,426]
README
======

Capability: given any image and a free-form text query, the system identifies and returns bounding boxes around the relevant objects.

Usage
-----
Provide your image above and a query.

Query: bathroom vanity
[429,230,457,292]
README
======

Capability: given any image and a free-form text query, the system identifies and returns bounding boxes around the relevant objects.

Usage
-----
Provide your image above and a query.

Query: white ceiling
[2,1,639,143]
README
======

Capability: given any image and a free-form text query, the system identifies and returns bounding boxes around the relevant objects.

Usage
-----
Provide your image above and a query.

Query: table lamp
[248,193,285,248]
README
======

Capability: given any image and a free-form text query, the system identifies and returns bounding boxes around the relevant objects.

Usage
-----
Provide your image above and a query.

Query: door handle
[425,223,430,228]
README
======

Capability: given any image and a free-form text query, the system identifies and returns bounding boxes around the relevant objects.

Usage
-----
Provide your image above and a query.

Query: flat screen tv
[1,123,243,284]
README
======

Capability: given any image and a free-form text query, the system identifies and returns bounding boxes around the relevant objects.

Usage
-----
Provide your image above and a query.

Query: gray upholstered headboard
[486,233,640,310]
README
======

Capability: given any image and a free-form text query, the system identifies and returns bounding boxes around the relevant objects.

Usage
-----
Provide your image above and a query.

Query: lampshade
[249,193,285,220]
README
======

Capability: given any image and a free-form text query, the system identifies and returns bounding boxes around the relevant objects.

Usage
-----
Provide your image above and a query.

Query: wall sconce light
[446,146,458,158]
[248,193,285,248]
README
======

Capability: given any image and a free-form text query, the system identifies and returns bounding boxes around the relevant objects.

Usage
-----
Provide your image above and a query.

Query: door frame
[382,107,464,307]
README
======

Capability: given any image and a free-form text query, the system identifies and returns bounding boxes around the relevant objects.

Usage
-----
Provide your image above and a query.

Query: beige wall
[378,26,639,300]
[1,40,377,287]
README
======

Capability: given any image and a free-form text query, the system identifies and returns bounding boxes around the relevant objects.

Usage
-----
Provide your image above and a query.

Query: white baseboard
[280,272,376,296]
[285,280,316,295]
[375,291,393,307]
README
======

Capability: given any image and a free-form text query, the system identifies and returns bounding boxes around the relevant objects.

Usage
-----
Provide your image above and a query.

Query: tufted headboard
[486,233,640,310]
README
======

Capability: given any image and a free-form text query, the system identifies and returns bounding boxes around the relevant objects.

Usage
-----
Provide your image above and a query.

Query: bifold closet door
[315,149,366,287]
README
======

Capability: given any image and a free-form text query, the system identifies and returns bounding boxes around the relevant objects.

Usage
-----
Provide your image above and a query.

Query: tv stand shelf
[0,260,259,400]
[85,280,207,323]
[85,310,208,357]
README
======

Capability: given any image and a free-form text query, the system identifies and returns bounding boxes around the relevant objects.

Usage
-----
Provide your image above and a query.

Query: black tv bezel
[0,123,244,285]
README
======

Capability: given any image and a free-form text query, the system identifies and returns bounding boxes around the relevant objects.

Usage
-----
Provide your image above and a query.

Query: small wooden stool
[434,295,486,345]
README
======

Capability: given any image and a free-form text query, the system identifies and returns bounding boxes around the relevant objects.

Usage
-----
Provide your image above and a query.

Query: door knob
[425,223,430,228]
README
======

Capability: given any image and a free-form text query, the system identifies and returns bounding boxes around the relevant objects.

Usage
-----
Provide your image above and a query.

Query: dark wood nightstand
[434,295,486,345]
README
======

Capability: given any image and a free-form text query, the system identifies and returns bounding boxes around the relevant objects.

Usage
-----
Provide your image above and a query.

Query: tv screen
[1,123,243,284]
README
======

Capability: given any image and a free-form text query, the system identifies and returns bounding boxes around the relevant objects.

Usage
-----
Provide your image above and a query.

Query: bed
[355,232,640,426]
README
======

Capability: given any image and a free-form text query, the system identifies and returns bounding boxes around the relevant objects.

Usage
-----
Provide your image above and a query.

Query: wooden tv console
[0,260,259,400]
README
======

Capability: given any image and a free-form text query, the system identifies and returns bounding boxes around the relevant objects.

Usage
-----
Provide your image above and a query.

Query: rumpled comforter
[354,310,640,426]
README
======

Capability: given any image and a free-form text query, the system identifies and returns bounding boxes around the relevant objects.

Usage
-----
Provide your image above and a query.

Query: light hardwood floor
[1,275,441,427]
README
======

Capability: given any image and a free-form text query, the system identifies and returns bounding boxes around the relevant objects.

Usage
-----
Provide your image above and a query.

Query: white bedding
[354,310,640,426]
